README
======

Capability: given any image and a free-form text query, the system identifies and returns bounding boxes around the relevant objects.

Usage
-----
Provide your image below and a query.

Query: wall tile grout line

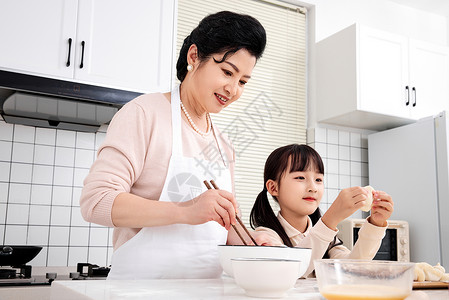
[3,123,15,244]
[25,125,37,249]
[65,132,79,266]
[45,128,57,267]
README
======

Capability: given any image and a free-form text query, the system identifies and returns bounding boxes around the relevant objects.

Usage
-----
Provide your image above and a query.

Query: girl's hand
[368,190,394,227]
[322,186,371,230]
[251,231,280,247]
[182,189,238,230]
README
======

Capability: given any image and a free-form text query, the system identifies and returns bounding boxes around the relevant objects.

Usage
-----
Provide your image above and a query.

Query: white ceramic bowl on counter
[314,259,415,300]
[231,258,301,298]
[218,245,311,278]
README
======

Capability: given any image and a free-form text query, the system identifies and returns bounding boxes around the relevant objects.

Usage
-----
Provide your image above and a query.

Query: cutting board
[413,281,449,289]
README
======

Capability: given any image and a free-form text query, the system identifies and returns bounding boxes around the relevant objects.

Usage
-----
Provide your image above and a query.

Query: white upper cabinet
[0,0,175,93]
[358,26,409,119]
[0,0,78,79]
[316,24,449,130]
[408,40,449,119]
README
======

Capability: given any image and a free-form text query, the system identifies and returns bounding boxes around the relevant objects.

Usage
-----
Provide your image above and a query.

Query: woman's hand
[368,190,394,227]
[182,189,238,230]
[322,186,371,230]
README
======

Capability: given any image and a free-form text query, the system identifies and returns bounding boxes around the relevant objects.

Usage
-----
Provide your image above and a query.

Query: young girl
[250,144,394,277]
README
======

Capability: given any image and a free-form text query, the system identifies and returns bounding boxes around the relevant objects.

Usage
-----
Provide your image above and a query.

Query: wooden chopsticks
[203,180,258,246]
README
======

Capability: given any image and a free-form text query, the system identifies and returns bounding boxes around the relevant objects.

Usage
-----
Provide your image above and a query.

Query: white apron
[107,86,231,279]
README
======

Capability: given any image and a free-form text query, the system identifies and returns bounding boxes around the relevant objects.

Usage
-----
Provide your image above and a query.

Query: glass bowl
[314,259,415,300]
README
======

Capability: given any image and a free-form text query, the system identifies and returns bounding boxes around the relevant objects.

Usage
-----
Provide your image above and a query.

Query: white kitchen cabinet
[0,0,175,93]
[316,23,449,130]
[408,39,449,119]
[0,0,78,79]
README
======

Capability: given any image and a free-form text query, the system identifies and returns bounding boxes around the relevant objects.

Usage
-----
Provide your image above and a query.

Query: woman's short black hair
[176,11,267,82]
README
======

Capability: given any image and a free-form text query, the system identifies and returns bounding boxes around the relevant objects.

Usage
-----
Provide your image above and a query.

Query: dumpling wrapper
[434,263,445,273]
[422,262,444,281]
[361,185,375,212]
[414,264,425,282]
[415,262,443,281]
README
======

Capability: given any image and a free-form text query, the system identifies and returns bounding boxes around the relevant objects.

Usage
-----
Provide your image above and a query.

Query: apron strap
[170,85,183,157]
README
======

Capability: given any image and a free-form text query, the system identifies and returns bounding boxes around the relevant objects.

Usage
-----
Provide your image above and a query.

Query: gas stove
[0,263,110,287]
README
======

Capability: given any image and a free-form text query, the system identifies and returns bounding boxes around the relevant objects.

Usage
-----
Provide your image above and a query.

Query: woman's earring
[187,64,193,72]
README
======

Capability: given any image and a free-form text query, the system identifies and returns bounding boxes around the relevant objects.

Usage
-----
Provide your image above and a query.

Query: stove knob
[1,246,13,255]
[70,272,80,279]
[46,272,57,283]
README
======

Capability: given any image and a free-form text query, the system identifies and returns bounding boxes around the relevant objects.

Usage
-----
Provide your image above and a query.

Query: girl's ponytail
[250,189,293,247]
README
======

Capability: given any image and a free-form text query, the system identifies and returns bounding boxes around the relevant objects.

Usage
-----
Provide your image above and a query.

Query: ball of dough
[361,185,375,212]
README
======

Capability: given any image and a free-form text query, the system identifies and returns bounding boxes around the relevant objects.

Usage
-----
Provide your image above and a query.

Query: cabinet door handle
[80,41,85,69]
[66,38,72,67]
[405,86,410,106]
[412,87,417,107]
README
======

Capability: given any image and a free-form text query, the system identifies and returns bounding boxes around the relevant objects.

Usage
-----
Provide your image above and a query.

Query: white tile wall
[30,185,52,205]
[68,246,88,266]
[6,203,30,224]
[29,205,51,225]
[9,183,31,204]
[12,142,34,163]
[0,205,6,228]
[35,127,56,145]
[55,147,75,167]
[0,162,10,181]
[0,119,110,267]
[308,126,371,219]
[0,122,13,140]
[10,163,32,183]
[27,226,49,245]
[32,165,53,185]
[34,144,55,165]
[5,225,28,244]
[0,141,12,160]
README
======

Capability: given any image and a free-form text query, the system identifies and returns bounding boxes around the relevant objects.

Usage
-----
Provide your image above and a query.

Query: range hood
[0,70,141,132]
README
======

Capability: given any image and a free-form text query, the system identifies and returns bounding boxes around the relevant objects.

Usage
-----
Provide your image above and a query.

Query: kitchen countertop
[50,277,449,300]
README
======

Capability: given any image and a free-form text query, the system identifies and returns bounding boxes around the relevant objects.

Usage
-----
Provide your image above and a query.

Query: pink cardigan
[255,213,386,277]
[80,92,235,250]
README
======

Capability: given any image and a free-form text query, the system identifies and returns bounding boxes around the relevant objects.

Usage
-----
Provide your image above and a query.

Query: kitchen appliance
[337,219,410,261]
[0,245,41,286]
[0,70,141,132]
[368,111,449,265]
[0,262,109,287]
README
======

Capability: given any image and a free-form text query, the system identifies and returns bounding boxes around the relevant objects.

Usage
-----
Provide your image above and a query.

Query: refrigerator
[368,111,449,265]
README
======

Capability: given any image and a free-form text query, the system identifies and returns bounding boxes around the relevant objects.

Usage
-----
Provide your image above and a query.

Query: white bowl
[232,258,301,298]
[218,245,311,278]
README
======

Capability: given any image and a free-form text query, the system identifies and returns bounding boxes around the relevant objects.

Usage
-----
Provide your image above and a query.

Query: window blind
[176,0,307,226]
